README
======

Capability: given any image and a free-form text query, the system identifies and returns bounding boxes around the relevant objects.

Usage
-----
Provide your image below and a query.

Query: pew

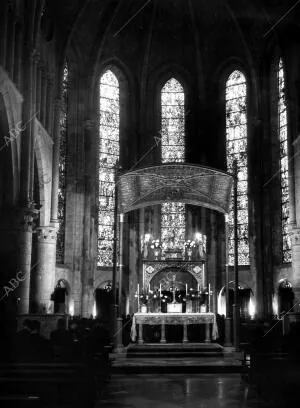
[0,355,110,407]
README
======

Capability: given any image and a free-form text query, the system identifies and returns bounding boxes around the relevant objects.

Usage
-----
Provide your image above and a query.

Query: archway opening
[95,281,113,322]
[278,279,294,315]
[217,282,254,319]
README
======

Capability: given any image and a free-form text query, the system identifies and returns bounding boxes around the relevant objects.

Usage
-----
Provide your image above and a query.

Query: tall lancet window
[226,70,249,265]
[56,61,69,263]
[277,59,291,262]
[98,70,120,267]
[161,78,185,248]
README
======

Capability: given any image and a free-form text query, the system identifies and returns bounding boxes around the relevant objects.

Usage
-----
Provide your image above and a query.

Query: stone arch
[34,119,53,225]
[149,267,198,291]
[0,67,23,203]
[143,261,204,291]
[278,278,294,314]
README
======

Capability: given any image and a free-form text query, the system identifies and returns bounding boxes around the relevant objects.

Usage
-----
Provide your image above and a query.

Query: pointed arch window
[161,78,185,248]
[56,61,69,263]
[98,70,120,267]
[277,59,291,262]
[226,70,249,265]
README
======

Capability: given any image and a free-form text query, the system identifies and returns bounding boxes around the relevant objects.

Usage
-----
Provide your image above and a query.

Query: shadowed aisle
[97,373,273,408]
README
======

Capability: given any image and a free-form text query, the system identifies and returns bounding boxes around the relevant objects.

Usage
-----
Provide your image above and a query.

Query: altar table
[130,313,218,344]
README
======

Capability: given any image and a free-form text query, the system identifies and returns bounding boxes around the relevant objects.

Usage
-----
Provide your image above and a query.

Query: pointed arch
[225,69,249,265]
[277,58,291,263]
[98,68,120,267]
[160,77,186,249]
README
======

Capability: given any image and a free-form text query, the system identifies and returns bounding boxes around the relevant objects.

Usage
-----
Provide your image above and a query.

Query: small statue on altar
[141,233,151,259]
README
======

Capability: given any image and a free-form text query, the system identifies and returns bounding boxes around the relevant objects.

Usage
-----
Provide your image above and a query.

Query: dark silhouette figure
[50,318,73,361]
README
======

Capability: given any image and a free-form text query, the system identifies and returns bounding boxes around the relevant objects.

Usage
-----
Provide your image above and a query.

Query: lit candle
[159,283,161,295]
[186,284,188,296]
[197,283,200,292]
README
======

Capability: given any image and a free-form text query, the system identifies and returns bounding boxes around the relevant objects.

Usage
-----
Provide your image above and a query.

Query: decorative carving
[36,226,57,243]
[143,260,204,290]
[17,201,39,232]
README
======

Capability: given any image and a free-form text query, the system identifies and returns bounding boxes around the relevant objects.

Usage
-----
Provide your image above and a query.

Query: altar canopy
[117,164,233,214]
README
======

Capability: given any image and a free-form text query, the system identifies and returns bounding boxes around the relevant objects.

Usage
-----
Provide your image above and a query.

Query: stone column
[6,7,15,78]
[33,226,57,312]
[19,50,35,203]
[13,19,22,89]
[289,228,300,313]
[29,51,39,198]
[45,74,54,134]
[50,99,62,223]
[0,3,8,68]
[15,203,39,314]
[290,136,300,312]
[41,68,47,125]
[36,61,42,121]
[81,119,97,317]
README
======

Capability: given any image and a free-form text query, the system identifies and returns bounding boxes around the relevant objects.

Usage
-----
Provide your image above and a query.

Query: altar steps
[126,343,223,358]
[111,343,243,374]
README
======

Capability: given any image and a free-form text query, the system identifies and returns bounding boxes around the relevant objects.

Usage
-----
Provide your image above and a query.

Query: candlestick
[137,284,140,312]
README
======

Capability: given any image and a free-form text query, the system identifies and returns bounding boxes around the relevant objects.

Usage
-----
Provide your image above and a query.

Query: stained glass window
[277,59,291,263]
[161,78,185,248]
[56,61,68,263]
[226,70,249,265]
[98,70,120,267]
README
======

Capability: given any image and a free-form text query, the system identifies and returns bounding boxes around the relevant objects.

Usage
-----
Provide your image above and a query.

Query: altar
[131,312,218,344]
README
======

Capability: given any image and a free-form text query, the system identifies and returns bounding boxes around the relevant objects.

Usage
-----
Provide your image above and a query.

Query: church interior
[1,0,300,407]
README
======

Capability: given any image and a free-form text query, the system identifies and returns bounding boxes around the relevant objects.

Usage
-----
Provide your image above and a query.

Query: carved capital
[289,227,300,246]
[36,226,57,243]
[17,201,39,232]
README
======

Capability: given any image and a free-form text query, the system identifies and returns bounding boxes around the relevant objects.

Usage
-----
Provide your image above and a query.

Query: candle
[186,284,188,296]
[197,283,200,292]
[159,283,161,295]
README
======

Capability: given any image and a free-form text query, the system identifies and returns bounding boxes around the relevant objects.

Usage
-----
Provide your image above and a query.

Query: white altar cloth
[131,312,218,342]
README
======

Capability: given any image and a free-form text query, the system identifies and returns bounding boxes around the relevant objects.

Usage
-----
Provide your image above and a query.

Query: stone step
[127,342,223,354]
[111,356,244,374]
[127,351,223,358]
